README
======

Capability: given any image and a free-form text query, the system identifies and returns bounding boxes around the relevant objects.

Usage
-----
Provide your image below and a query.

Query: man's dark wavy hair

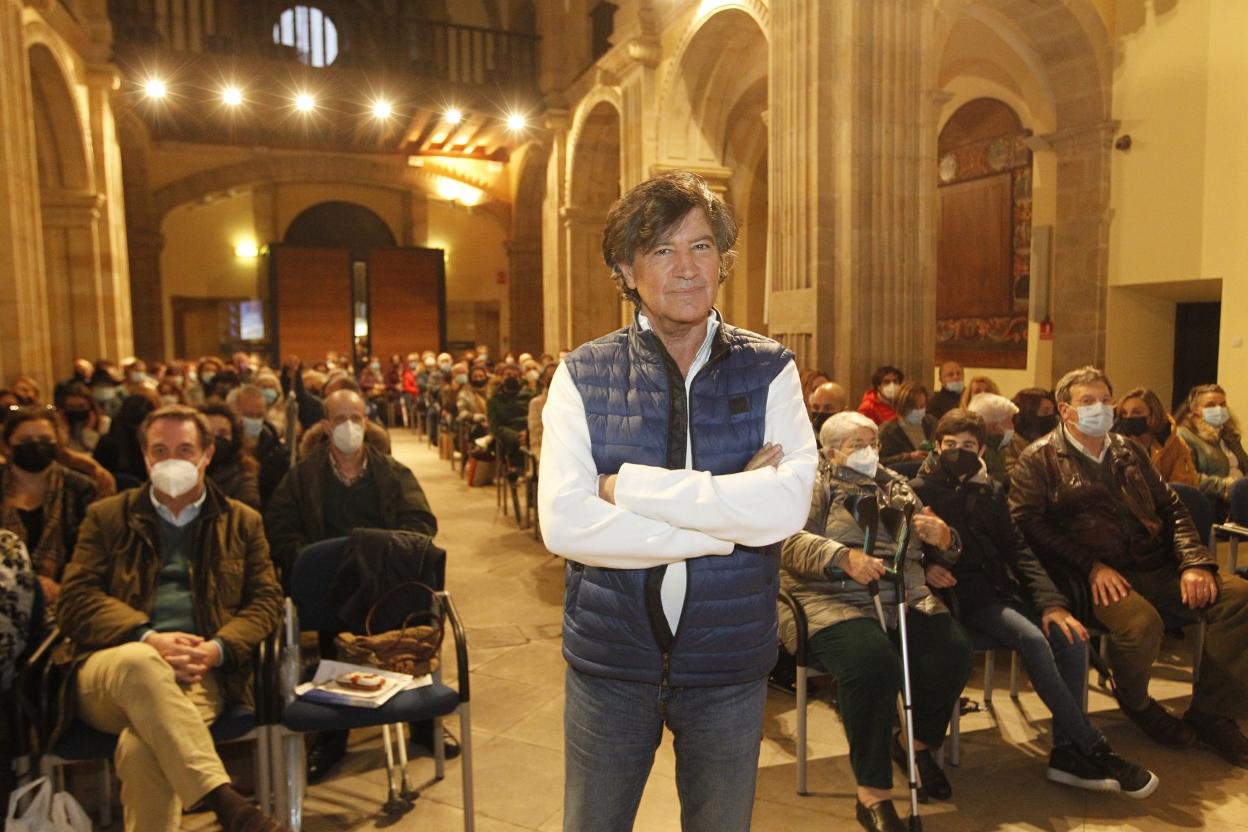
[601,171,738,305]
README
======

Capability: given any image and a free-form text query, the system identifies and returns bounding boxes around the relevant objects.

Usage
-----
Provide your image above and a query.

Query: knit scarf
[0,463,68,579]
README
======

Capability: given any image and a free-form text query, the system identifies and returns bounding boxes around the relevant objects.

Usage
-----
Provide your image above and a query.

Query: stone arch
[564,86,623,206]
[283,200,397,250]
[933,0,1113,377]
[565,99,622,345]
[152,154,510,233]
[656,4,768,170]
[27,40,102,378]
[510,141,546,351]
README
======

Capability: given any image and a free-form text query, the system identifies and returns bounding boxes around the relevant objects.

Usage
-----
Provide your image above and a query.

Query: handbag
[5,777,91,832]
[335,582,444,677]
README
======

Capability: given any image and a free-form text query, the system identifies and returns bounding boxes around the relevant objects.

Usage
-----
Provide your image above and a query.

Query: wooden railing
[108,1,539,91]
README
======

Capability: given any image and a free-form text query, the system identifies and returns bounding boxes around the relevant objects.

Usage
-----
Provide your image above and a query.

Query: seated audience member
[52,405,284,832]
[57,382,107,453]
[1,408,99,610]
[781,411,970,831]
[527,363,558,462]
[928,361,965,421]
[801,368,833,415]
[253,371,290,441]
[199,405,261,511]
[297,377,391,458]
[912,410,1157,796]
[809,381,849,440]
[1010,366,1248,761]
[54,359,95,405]
[155,377,185,407]
[204,369,241,404]
[0,530,36,804]
[264,388,439,781]
[93,392,159,485]
[457,365,490,434]
[9,375,42,407]
[879,382,934,465]
[1013,387,1060,446]
[857,365,905,425]
[967,392,1019,488]
[122,359,153,396]
[227,386,290,510]
[184,357,222,406]
[1176,384,1248,520]
[88,365,123,418]
[487,363,532,473]
[959,375,1000,410]
[1115,388,1199,487]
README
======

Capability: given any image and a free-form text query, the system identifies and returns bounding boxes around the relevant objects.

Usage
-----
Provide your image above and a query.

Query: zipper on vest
[661,650,671,689]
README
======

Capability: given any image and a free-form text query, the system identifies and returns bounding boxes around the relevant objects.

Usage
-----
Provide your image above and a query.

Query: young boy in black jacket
[911,409,1157,798]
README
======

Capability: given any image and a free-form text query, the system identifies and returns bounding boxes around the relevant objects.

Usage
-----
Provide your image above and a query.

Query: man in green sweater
[55,406,284,832]
[264,388,439,781]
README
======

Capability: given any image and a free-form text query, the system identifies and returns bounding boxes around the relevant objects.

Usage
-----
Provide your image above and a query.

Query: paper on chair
[295,660,433,708]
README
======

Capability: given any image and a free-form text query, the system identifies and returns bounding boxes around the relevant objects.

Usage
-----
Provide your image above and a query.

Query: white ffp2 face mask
[150,458,201,499]
[845,446,879,478]
[1074,403,1114,437]
[332,421,365,454]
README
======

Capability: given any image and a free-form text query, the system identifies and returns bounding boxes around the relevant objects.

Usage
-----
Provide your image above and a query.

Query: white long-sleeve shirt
[538,314,818,631]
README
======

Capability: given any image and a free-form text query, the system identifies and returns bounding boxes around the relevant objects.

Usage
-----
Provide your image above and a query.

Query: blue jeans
[563,667,767,832]
[961,603,1102,752]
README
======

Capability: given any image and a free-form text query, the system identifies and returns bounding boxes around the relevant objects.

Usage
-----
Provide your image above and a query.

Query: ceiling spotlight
[295,93,315,113]
[445,108,463,125]
[372,99,393,119]
[222,86,243,106]
[144,78,167,99]
[506,113,526,131]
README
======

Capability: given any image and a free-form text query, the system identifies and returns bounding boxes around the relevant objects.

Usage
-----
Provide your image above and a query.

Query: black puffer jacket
[912,453,1066,616]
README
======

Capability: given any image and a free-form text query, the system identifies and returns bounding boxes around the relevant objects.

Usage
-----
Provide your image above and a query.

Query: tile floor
[179,431,1248,830]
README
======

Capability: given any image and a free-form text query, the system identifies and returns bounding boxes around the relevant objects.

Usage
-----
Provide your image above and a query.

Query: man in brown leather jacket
[54,406,285,831]
[1010,366,1248,765]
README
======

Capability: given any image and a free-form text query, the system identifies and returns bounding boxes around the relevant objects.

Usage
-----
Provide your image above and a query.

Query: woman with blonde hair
[959,375,1000,410]
[1176,383,1248,520]
[878,382,934,465]
[1114,388,1198,486]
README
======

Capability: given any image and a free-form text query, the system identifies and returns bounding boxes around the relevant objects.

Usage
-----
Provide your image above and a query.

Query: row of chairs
[14,533,475,831]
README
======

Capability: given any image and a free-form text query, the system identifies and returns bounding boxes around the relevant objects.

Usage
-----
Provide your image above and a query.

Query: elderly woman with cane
[780,411,972,832]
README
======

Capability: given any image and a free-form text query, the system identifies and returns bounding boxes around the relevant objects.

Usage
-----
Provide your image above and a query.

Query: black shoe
[855,799,907,832]
[408,721,461,760]
[306,730,348,783]
[1046,742,1159,798]
[892,732,951,802]
[1185,708,1248,766]
[1121,698,1195,747]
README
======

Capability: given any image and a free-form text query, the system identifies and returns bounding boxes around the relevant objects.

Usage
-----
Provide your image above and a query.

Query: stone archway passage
[565,100,622,347]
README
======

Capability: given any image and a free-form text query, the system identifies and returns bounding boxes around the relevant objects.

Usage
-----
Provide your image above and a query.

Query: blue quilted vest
[561,318,793,687]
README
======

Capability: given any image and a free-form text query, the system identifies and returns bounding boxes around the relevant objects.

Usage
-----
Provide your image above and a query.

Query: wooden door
[367,247,445,359]
[270,245,353,363]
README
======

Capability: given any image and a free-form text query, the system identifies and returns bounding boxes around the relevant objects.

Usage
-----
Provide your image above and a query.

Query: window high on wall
[273,5,339,67]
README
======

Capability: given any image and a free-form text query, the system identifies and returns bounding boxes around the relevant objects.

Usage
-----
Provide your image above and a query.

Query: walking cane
[855,495,888,633]
[889,499,923,831]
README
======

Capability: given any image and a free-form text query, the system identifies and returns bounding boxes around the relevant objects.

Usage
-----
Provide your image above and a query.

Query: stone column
[1047,121,1114,380]
[562,205,619,347]
[126,227,165,359]
[541,108,571,353]
[508,239,544,351]
[768,0,934,397]
[40,188,109,373]
[0,0,54,386]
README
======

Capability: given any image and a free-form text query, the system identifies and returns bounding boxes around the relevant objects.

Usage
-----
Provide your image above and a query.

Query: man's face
[939,362,963,385]
[1059,381,1113,427]
[939,431,982,455]
[236,393,266,421]
[324,393,366,430]
[619,208,720,331]
[144,418,211,477]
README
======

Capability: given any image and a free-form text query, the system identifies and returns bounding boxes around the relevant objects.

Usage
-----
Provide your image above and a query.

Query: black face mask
[470,377,487,389]
[939,447,981,481]
[1032,414,1059,438]
[501,377,521,395]
[11,440,58,473]
[1116,415,1150,437]
[65,409,91,427]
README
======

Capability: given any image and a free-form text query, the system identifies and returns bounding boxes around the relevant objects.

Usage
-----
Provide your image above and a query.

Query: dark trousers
[808,612,973,789]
